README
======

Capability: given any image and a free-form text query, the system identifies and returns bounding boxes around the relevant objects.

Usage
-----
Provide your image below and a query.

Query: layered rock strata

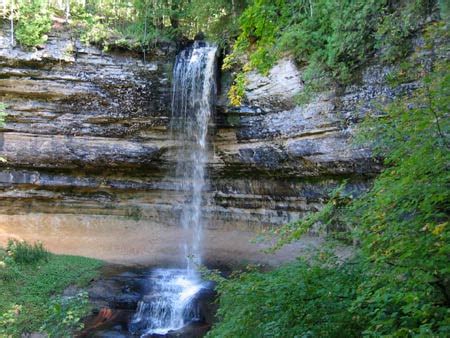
[0,27,391,265]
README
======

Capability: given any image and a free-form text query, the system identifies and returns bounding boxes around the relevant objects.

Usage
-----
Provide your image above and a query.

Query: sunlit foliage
[209,33,450,336]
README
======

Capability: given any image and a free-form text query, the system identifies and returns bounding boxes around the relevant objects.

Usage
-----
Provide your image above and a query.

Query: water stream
[172,41,217,270]
[129,42,217,336]
[129,269,204,336]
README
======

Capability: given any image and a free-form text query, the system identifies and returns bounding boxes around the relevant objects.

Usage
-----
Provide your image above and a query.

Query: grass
[0,243,103,336]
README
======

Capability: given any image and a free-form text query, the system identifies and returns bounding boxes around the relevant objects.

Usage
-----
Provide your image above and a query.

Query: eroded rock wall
[0,25,175,216]
[210,58,386,231]
[0,27,393,265]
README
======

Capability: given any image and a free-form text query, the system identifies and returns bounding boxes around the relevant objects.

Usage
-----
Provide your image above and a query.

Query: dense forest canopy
[0,0,247,48]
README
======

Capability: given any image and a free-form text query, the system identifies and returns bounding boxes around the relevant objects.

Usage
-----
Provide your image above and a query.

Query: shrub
[228,72,247,106]
[208,257,364,337]
[40,292,90,337]
[6,239,49,264]
[347,58,450,336]
[15,1,52,47]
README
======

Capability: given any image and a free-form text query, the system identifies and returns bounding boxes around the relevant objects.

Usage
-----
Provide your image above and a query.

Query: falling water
[129,269,204,336]
[172,41,218,270]
[129,42,217,336]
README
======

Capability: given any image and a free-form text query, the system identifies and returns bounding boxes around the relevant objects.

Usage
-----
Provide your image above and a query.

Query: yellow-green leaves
[228,72,246,106]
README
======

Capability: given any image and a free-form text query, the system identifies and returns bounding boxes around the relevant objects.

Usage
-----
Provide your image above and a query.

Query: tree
[10,0,14,46]
[0,103,6,163]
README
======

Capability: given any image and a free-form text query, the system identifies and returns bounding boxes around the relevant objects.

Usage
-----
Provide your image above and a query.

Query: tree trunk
[10,0,14,47]
[170,0,179,29]
[231,0,236,24]
[65,0,70,22]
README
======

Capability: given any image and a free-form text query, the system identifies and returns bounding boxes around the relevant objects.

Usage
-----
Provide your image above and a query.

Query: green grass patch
[0,243,103,336]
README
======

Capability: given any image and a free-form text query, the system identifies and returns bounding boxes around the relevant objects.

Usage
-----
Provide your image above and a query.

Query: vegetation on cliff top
[0,0,246,50]
[226,0,447,105]
[0,240,102,336]
[2,1,446,94]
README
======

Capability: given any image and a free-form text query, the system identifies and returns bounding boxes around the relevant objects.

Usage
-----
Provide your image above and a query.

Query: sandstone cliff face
[0,27,173,209]
[0,26,391,265]
[210,58,387,231]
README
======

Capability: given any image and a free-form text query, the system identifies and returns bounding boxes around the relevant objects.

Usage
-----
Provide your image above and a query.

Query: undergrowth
[0,241,102,336]
[15,0,52,47]
[208,38,450,337]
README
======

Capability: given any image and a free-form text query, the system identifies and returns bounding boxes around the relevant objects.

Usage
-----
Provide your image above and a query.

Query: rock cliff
[0,25,399,266]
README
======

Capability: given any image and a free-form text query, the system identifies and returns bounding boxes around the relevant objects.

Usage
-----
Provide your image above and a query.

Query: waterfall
[129,269,203,336]
[129,42,217,336]
[172,41,217,270]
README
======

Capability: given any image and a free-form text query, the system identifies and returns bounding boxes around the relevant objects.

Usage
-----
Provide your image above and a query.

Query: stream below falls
[79,266,217,338]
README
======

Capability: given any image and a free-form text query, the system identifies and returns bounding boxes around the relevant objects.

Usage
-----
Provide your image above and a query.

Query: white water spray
[129,269,203,336]
[130,42,217,336]
[172,41,217,270]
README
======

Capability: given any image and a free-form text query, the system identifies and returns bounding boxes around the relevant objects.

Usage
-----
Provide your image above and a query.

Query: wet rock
[194,286,217,325]
[160,322,211,338]
[82,267,217,338]
[81,308,134,338]
[87,271,144,311]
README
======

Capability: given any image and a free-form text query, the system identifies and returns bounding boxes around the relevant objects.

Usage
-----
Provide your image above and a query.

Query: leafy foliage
[374,0,433,62]
[208,256,364,337]
[227,72,247,106]
[40,292,90,337]
[15,0,52,47]
[347,58,450,336]
[3,0,247,51]
[0,242,102,336]
[210,34,450,336]
[69,0,247,51]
